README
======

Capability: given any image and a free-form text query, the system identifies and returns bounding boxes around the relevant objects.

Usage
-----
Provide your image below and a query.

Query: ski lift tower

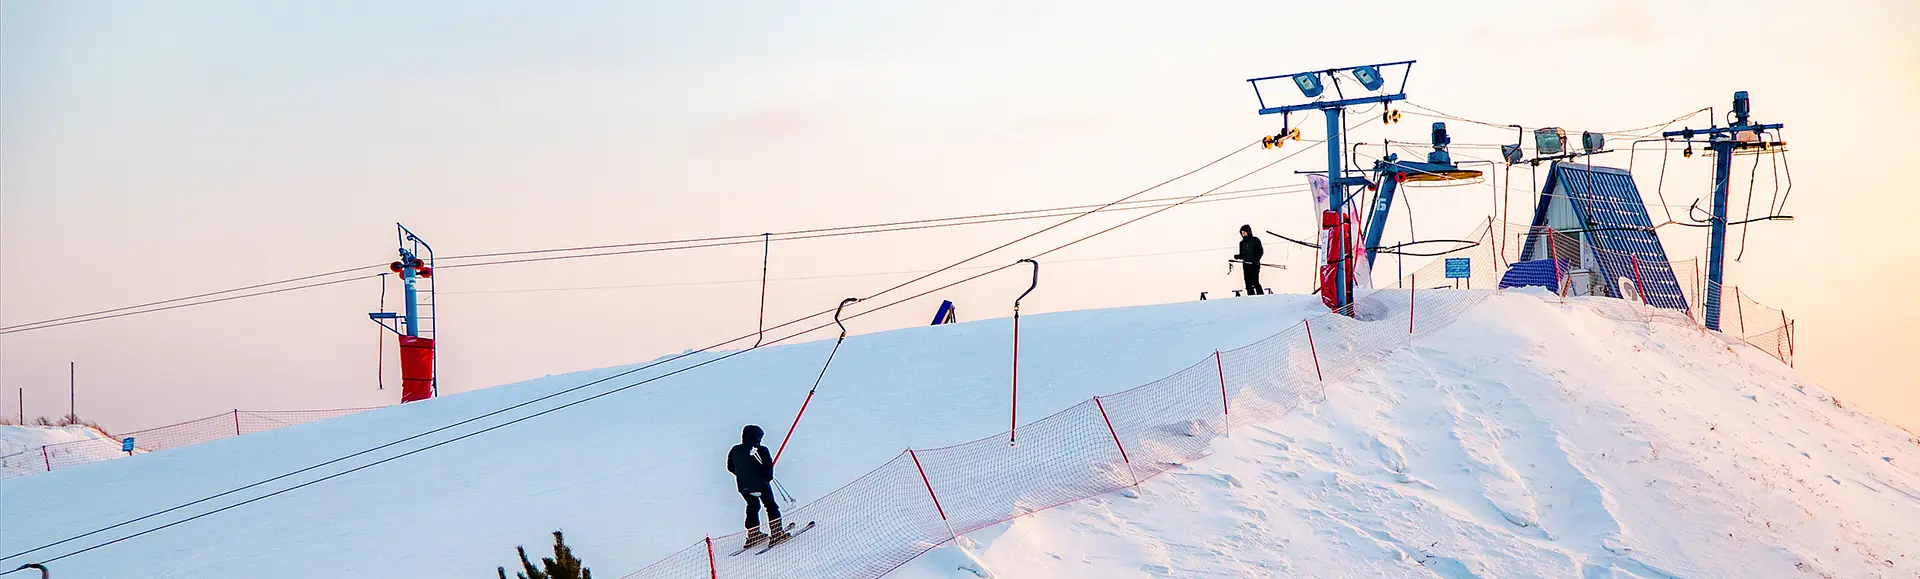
[1662,91,1785,332]
[1247,60,1416,312]
[368,223,438,402]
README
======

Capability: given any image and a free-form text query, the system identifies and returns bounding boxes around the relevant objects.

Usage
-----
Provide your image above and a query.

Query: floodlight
[1501,143,1524,164]
[1292,73,1324,98]
[1534,127,1566,156]
[1351,66,1384,91]
[1582,131,1604,153]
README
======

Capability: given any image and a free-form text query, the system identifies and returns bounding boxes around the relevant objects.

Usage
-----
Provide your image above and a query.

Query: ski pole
[771,478,796,504]
[772,297,860,466]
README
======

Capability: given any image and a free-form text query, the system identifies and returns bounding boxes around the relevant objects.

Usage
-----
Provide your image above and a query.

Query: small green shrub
[497,531,590,579]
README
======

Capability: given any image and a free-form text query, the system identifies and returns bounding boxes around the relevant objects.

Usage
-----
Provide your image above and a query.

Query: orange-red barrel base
[399,336,435,403]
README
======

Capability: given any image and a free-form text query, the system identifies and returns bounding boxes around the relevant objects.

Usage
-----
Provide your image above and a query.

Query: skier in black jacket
[727,425,790,546]
[1233,224,1265,295]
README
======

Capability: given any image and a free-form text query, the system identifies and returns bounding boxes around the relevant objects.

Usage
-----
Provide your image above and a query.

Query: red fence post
[1091,396,1139,488]
[1735,287,1746,336]
[1214,351,1228,435]
[1630,255,1649,306]
[1409,275,1416,335]
[1774,312,1789,366]
[907,449,948,522]
[1304,320,1324,382]
[705,536,717,579]
[908,448,963,545]
[232,409,242,436]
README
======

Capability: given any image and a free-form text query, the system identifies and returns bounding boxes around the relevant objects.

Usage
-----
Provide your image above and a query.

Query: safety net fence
[1485,224,1793,367]
[0,407,381,480]
[622,284,1493,579]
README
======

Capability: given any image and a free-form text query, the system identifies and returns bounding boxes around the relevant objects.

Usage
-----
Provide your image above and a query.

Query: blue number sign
[1444,258,1471,279]
[121,437,135,453]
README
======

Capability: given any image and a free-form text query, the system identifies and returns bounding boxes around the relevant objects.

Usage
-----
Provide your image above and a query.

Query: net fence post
[1304,320,1324,381]
[908,449,961,546]
[1735,286,1746,336]
[1091,396,1141,489]
[233,409,242,436]
[705,535,717,579]
[1783,311,1794,366]
[1214,350,1228,437]
[42,446,51,471]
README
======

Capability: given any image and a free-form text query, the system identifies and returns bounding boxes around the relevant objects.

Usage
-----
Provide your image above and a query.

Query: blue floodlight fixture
[1351,65,1384,91]
[1247,60,1415,116]
[1535,127,1567,156]
[1582,131,1605,153]
[1292,73,1324,98]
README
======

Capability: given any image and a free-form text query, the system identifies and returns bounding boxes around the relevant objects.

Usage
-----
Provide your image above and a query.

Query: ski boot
[768,519,793,546]
[743,527,769,548]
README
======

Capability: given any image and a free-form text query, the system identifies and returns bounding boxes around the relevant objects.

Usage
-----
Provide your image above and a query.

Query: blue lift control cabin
[1503,163,1691,314]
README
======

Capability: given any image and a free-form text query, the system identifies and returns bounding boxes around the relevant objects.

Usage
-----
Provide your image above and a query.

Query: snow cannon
[367,223,438,403]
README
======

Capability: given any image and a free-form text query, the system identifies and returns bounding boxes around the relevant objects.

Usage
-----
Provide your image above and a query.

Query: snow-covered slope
[3,290,1915,578]
[0,425,112,457]
[898,292,1920,578]
[0,294,1329,577]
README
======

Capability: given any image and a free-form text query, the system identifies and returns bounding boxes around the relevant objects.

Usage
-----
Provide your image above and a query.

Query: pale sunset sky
[3,1,1916,432]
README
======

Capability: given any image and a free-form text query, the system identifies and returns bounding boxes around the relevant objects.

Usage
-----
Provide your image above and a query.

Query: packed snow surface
[3,290,1916,578]
[0,425,112,457]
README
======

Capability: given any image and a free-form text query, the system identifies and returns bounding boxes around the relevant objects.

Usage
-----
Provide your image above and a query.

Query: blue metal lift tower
[1247,60,1416,312]
[1662,92,1785,332]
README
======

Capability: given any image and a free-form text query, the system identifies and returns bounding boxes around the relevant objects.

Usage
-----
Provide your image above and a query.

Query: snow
[3,290,1917,578]
[0,425,112,457]
[896,292,1920,578]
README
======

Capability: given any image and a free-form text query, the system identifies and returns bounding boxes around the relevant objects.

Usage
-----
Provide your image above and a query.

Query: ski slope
[3,290,1916,578]
[896,292,1920,578]
[0,425,112,458]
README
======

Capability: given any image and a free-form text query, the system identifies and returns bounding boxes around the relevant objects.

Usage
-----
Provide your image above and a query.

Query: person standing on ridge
[1233,224,1265,295]
[727,425,791,546]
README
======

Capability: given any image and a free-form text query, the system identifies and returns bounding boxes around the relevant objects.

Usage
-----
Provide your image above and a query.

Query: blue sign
[1444,258,1471,279]
[121,437,135,453]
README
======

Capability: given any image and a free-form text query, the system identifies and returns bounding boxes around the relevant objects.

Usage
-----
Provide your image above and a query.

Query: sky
[2,0,1916,433]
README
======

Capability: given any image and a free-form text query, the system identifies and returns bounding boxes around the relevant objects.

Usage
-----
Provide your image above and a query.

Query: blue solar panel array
[1519,163,1691,312]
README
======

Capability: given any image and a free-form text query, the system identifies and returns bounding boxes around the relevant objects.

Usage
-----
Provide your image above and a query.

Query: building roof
[1520,162,1691,312]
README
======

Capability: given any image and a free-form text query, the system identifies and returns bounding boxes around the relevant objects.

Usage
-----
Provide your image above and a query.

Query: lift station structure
[1247,60,1483,312]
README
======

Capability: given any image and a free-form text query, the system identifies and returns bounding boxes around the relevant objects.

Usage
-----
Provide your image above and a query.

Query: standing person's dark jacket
[727,425,774,492]
[1235,230,1264,266]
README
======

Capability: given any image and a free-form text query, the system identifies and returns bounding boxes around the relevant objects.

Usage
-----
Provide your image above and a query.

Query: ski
[726,522,795,556]
[752,521,816,555]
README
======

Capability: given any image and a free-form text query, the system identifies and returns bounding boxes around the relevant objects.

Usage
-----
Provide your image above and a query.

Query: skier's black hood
[1239,224,1252,235]
[742,424,765,445]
